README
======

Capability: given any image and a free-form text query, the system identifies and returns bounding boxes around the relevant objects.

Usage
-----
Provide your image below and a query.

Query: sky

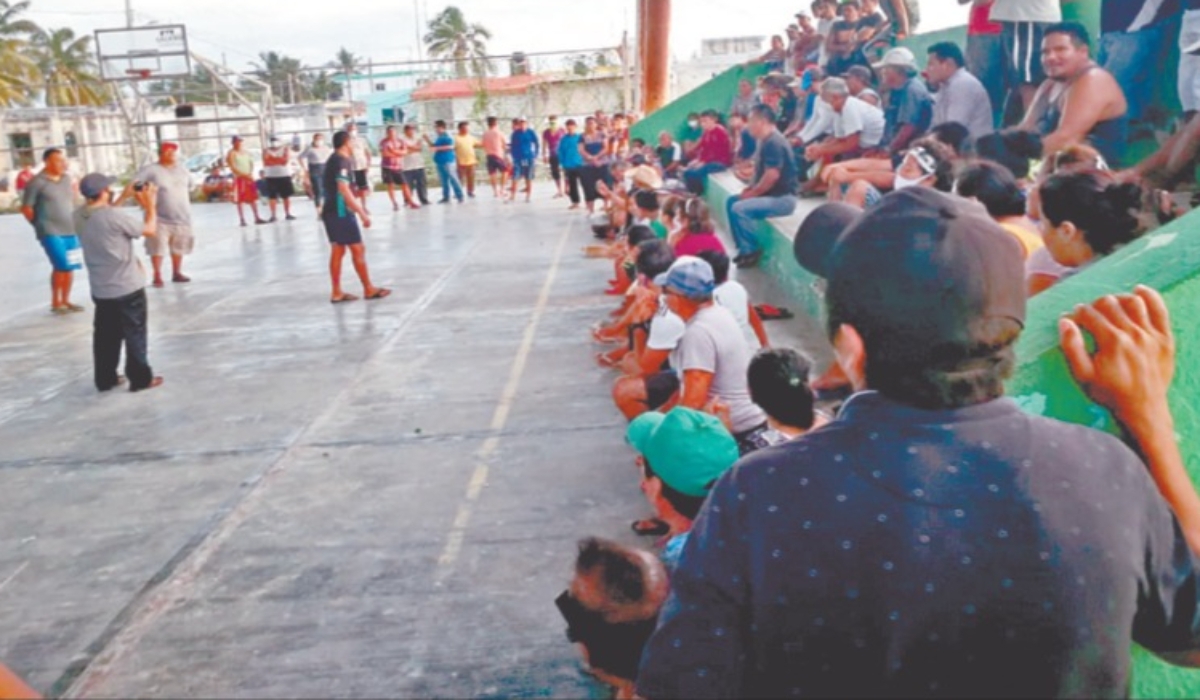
[26,0,970,74]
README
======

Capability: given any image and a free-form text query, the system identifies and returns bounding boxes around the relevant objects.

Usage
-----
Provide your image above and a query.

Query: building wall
[410,77,625,130]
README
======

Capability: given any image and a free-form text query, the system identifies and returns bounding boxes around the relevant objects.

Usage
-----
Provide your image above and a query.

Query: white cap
[879,47,918,71]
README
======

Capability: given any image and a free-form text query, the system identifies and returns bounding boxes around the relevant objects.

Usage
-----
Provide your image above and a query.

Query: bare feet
[131,376,165,393]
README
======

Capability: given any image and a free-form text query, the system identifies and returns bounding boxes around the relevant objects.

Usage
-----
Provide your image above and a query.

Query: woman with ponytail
[1031,169,1150,295]
[672,198,727,257]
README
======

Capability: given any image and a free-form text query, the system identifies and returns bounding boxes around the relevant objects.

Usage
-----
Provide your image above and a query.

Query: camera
[132,181,146,192]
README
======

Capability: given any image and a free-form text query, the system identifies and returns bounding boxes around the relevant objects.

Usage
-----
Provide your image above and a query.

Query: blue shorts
[513,158,536,180]
[322,215,362,246]
[41,235,83,272]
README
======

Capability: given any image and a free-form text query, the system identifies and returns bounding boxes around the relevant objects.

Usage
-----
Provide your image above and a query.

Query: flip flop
[631,518,670,537]
[755,304,794,321]
[331,294,360,304]
[366,288,392,300]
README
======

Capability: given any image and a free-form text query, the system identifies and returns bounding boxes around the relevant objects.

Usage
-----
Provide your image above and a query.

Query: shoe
[393,203,400,211]
[240,221,248,227]
[285,214,297,221]
[172,274,191,284]
[51,306,71,315]
[254,218,268,225]
[438,199,450,204]
[736,251,763,269]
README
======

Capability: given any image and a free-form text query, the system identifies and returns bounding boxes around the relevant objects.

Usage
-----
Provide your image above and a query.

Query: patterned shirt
[637,392,1200,698]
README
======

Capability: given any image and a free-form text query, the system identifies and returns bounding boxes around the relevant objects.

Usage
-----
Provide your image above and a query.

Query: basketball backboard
[95,25,191,81]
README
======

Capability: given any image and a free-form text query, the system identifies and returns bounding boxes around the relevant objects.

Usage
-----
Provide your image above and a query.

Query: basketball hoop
[126,68,152,80]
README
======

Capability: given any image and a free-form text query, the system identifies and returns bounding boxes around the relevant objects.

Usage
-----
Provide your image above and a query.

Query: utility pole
[125,0,134,28]
[413,0,424,62]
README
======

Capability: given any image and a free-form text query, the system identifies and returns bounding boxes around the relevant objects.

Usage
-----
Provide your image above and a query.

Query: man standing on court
[299,132,333,215]
[323,130,390,304]
[346,122,372,213]
[262,135,297,222]
[22,148,83,314]
[400,124,429,207]
[455,121,480,198]
[226,136,265,227]
[75,173,163,393]
[510,116,540,203]
[380,125,417,211]
[134,142,194,287]
[482,116,509,198]
[543,115,567,199]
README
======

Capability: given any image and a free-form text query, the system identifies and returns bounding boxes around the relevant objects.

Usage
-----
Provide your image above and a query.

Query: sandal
[755,304,794,321]
[631,518,670,537]
[366,288,392,300]
[331,293,359,304]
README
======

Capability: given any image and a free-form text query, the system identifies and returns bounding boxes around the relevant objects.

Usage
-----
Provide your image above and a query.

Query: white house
[673,36,767,99]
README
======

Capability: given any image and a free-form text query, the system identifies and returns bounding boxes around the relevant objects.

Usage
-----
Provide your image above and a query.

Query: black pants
[549,155,562,183]
[93,289,153,391]
[580,165,609,203]
[564,167,583,204]
[403,168,429,205]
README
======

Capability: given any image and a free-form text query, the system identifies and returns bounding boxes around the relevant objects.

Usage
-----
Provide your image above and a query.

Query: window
[8,132,32,169]
[64,131,79,158]
[375,82,386,92]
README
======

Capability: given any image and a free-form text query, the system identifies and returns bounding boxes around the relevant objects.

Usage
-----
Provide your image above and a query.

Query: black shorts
[381,168,405,186]
[1002,20,1049,85]
[266,176,294,199]
[486,155,507,174]
[353,169,369,192]
[323,215,362,246]
[643,370,681,411]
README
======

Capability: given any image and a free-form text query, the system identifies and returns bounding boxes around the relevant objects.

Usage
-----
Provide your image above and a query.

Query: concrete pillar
[641,0,670,114]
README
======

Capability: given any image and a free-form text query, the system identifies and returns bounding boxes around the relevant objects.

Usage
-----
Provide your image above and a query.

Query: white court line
[0,561,29,595]
[435,217,575,572]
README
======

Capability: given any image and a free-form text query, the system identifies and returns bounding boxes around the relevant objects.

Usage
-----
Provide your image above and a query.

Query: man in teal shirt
[557,119,585,209]
[427,120,465,204]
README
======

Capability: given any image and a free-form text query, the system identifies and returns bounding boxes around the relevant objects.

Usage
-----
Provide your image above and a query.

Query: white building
[672,36,767,99]
[1,106,130,177]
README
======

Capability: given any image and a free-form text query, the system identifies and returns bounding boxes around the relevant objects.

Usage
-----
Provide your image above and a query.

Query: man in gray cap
[658,256,769,455]
[74,173,163,393]
[878,46,933,155]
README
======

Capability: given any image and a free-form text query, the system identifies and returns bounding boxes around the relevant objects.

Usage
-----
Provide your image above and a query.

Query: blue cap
[654,256,715,300]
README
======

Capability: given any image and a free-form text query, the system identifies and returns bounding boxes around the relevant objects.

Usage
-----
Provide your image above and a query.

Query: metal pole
[125,0,133,28]
[413,0,424,62]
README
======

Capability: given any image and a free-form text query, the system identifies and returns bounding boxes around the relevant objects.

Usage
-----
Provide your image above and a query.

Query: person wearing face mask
[556,538,669,700]
[345,122,372,213]
[299,133,333,215]
[680,112,703,159]
[840,137,955,208]
[74,173,164,393]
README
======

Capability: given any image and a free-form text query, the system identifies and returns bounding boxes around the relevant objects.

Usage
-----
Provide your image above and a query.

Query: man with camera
[134,142,194,287]
[74,173,163,393]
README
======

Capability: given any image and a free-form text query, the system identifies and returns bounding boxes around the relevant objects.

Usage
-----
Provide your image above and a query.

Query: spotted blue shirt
[637,392,1200,698]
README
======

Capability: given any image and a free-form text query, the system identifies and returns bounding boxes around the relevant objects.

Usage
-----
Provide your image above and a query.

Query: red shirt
[968,1,1002,35]
[674,231,727,257]
[15,169,33,192]
[695,127,734,167]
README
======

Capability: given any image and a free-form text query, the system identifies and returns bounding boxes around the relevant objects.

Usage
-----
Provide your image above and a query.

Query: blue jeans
[435,161,464,201]
[726,194,798,256]
[1100,18,1177,123]
[684,162,728,195]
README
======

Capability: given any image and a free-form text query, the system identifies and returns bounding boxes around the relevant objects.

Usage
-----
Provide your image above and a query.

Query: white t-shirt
[676,304,767,434]
[800,98,836,144]
[1025,246,1075,281]
[989,0,1061,23]
[832,96,886,148]
[349,135,371,170]
[401,136,425,171]
[714,280,760,350]
[647,297,687,354]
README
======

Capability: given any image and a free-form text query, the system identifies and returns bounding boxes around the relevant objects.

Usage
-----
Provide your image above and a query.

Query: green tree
[423,6,492,79]
[251,50,306,104]
[308,70,343,102]
[31,27,105,106]
[332,46,360,102]
[0,0,41,106]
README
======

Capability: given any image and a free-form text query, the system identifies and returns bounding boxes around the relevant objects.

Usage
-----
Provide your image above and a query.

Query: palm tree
[423,6,492,79]
[332,46,359,102]
[0,0,40,106]
[32,27,105,106]
[252,50,306,103]
[307,70,343,102]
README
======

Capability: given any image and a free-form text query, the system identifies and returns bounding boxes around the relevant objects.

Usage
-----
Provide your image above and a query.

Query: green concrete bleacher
[633,1,1200,695]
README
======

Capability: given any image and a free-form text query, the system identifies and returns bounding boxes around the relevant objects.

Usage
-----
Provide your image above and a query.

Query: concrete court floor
[0,191,827,698]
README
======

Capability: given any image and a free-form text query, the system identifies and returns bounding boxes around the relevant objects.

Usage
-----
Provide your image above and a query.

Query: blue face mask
[801,72,814,92]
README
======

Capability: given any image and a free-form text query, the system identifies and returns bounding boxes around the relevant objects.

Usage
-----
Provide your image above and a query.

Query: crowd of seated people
[557,3,1200,697]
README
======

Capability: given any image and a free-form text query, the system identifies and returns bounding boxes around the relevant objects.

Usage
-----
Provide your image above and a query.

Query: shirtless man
[1015,22,1129,167]
[481,116,509,198]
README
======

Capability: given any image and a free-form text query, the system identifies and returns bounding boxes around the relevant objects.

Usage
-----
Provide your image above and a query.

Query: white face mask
[893,173,928,190]
[687,120,699,129]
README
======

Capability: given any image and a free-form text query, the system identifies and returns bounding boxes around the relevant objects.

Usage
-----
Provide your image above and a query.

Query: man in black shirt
[637,189,1200,698]
[824,20,874,77]
[322,130,390,304]
[725,105,799,270]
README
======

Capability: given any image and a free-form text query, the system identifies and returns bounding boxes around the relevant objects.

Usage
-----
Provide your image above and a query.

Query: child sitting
[671,198,727,257]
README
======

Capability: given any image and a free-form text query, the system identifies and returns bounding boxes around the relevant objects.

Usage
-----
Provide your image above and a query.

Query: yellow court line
[436,217,575,571]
